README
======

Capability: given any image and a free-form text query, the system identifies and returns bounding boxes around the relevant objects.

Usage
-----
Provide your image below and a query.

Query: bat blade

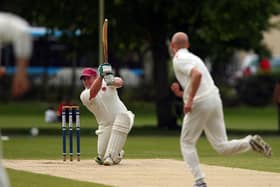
[102,18,108,64]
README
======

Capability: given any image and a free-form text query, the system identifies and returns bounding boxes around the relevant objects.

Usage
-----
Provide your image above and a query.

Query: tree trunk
[70,52,77,99]
[152,44,178,129]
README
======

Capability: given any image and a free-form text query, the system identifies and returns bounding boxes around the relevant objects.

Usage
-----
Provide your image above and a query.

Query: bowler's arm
[188,68,201,102]
[184,67,201,113]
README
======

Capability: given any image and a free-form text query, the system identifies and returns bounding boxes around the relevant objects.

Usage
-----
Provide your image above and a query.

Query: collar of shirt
[177,48,189,53]
[174,48,189,60]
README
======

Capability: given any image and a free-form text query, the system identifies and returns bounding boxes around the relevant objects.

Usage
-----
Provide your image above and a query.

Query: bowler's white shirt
[172,48,218,103]
[0,12,30,44]
[80,81,127,126]
[0,12,32,59]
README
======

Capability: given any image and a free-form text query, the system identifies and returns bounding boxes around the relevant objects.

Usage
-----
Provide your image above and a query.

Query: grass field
[0,101,278,130]
[0,101,280,187]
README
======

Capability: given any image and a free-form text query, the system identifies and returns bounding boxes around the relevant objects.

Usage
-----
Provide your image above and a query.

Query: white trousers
[0,161,9,187]
[180,92,252,180]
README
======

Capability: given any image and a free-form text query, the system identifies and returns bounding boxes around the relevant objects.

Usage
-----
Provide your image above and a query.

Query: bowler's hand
[170,82,183,97]
[171,82,180,93]
[184,99,193,113]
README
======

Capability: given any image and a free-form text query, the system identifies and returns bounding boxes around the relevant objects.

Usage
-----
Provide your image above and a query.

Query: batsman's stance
[80,65,134,166]
[170,32,272,187]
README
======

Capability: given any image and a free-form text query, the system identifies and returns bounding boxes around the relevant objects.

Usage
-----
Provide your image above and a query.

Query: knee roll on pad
[113,111,134,134]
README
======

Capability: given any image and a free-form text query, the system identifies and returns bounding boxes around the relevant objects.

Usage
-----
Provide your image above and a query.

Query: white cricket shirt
[80,81,128,126]
[172,48,218,103]
[0,12,32,58]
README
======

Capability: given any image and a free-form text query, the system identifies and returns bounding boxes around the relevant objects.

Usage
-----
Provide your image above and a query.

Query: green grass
[7,168,109,187]
[1,101,280,186]
[224,106,278,130]
[0,101,157,129]
[198,136,280,172]
[2,136,182,160]
[0,115,157,129]
[0,101,278,131]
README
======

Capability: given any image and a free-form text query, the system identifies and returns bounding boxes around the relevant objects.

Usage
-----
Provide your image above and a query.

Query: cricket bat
[102,18,114,85]
[102,18,108,64]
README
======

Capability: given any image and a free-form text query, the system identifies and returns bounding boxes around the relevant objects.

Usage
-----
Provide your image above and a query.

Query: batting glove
[98,63,113,77]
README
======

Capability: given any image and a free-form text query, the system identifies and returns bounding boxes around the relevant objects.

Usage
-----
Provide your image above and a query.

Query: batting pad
[95,126,112,159]
[105,130,127,163]
[112,111,134,134]
[104,111,134,162]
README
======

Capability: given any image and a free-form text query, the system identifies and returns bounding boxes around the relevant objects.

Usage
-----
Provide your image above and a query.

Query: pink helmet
[80,67,97,80]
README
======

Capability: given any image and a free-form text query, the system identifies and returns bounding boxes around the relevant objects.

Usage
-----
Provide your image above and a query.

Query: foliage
[219,85,240,106]
[236,74,277,106]
[1,0,280,127]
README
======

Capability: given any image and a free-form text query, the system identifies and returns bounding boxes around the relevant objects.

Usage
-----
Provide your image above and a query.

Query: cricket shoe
[103,156,114,166]
[193,179,207,187]
[250,135,272,158]
[193,183,207,187]
[104,150,125,166]
[94,156,104,165]
[114,150,125,164]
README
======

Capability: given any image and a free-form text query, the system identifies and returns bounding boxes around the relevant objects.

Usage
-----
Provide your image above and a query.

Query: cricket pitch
[3,159,280,187]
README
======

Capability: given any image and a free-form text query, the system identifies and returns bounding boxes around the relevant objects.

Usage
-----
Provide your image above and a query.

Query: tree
[106,0,280,128]
[3,0,280,128]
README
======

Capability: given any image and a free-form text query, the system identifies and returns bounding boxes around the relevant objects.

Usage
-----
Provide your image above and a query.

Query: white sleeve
[80,89,93,106]
[175,58,195,76]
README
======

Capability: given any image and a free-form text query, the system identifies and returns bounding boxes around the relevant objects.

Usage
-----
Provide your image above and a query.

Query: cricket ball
[30,127,39,136]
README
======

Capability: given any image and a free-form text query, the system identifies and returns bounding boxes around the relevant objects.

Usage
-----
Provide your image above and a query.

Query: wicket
[62,105,80,161]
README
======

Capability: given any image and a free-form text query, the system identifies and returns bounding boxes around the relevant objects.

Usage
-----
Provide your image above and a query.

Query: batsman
[80,19,134,166]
